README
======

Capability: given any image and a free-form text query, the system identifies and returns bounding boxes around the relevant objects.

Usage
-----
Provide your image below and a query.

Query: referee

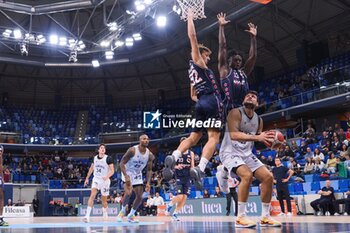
[272,157,294,216]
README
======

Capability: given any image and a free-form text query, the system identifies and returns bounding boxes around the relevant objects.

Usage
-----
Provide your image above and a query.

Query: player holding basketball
[117,134,154,223]
[163,10,223,190]
[218,91,281,228]
[0,146,8,226]
[84,144,114,223]
[217,12,257,111]
[166,137,195,221]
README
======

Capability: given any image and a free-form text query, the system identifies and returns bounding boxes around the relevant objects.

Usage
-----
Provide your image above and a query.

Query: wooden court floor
[0,216,349,233]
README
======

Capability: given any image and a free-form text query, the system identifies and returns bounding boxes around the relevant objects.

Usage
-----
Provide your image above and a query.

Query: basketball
[264,130,284,150]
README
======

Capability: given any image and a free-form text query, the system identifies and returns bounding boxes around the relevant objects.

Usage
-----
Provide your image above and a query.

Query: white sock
[238,202,246,217]
[168,201,173,207]
[172,150,182,161]
[103,207,107,214]
[129,208,136,216]
[198,158,209,172]
[86,206,92,217]
[261,202,271,218]
[173,210,178,215]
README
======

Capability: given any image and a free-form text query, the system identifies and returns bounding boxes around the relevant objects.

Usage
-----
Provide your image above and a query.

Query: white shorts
[121,171,143,186]
[91,177,111,196]
[219,152,264,174]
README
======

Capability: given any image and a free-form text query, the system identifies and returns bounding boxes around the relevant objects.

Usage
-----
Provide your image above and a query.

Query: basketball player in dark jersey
[217,12,257,111]
[163,11,223,190]
[166,137,195,221]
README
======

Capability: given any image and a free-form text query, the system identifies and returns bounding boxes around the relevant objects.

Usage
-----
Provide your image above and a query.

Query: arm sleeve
[106,156,114,165]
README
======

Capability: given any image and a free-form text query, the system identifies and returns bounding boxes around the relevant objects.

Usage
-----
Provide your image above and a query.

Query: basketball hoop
[176,0,206,21]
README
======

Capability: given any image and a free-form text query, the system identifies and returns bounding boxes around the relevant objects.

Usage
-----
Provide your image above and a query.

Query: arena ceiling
[0,0,349,105]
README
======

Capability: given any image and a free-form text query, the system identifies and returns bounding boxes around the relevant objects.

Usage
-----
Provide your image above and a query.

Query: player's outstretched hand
[217,12,230,26]
[245,22,257,37]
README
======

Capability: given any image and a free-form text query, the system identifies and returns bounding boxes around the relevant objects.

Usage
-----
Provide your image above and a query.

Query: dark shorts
[176,178,191,196]
[193,93,223,132]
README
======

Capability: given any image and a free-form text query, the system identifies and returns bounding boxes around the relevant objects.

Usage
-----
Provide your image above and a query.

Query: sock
[261,202,271,218]
[167,201,174,212]
[173,210,178,215]
[121,205,126,214]
[86,206,92,217]
[172,150,182,161]
[129,208,136,216]
[238,202,247,217]
[168,201,174,207]
[198,158,209,172]
[103,207,107,214]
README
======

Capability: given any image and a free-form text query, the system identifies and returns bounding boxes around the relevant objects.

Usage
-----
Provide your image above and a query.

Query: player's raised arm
[187,11,206,68]
[243,23,257,76]
[217,12,230,79]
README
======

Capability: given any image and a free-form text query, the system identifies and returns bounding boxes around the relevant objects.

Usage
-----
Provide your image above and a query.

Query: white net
[176,0,206,21]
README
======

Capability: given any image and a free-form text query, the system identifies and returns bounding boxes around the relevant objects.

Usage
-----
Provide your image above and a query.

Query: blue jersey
[221,68,249,111]
[189,61,222,98]
[175,150,192,178]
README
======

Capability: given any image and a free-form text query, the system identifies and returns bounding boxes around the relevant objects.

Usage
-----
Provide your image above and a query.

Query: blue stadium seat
[294,183,304,194]
[311,182,321,191]
[288,183,295,193]
[339,179,349,191]
[304,174,313,182]
[303,182,312,192]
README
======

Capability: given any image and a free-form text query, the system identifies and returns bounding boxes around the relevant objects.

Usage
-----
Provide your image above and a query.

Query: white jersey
[125,145,150,174]
[220,107,260,157]
[93,154,110,178]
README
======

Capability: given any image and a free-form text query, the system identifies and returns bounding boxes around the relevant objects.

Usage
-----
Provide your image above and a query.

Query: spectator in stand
[338,128,346,142]
[300,141,308,156]
[303,124,315,139]
[340,144,348,158]
[332,136,342,153]
[323,141,333,153]
[145,194,156,216]
[320,131,329,147]
[3,167,10,183]
[312,148,325,162]
[346,128,350,142]
[321,118,331,132]
[284,146,295,159]
[326,152,337,174]
[277,147,287,161]
[304,157,315,174]
[304,147,313,160]
[259,155,268,166]
[336,157,347,178]
[314,158,325,173]
[203,189,210,198]
[310,180,335,216]
[334,123,342,135]
[290,140,299,153]
[267,156,275,167]
[6,199,12,207]
[153,192,164,206]
[213,186,223,198]
[290,160,303,182]
[344,154,350,171]
[333,190,350,216]
[327,126,334,140]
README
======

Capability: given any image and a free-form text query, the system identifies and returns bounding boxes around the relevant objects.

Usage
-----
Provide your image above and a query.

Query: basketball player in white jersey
[83,144,114,223]
[117,134,154,223]
[218,91,281,228]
